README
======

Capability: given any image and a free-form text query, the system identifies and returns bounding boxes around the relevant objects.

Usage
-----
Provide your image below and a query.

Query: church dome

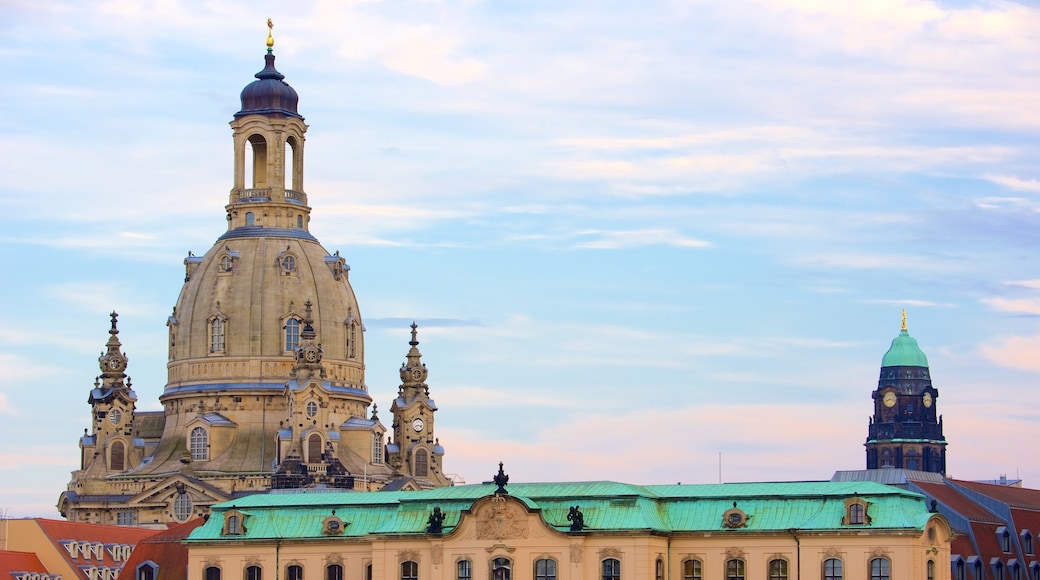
[881,329,929,368]
[236,52,301,118]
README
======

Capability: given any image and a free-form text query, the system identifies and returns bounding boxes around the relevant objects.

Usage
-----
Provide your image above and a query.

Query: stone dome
[880,329,929,368]
[236,52,301,118]
[165,231,365,397]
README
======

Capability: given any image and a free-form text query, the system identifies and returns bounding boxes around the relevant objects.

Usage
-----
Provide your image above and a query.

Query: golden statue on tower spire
[266,18,275,50]
[901,309,907,331]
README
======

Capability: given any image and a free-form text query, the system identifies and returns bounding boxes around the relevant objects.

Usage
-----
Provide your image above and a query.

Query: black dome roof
[236,52,302,118]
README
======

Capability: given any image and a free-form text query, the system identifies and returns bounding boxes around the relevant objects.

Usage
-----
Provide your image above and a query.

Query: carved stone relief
[476,498,529,540]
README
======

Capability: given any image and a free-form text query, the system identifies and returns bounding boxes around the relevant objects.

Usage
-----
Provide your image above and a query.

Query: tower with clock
[865,311,947,474]
[82,312,145,478]
[387,323,450,487]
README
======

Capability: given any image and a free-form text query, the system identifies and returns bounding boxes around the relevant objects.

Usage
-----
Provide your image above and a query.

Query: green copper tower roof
[881,312,929,368]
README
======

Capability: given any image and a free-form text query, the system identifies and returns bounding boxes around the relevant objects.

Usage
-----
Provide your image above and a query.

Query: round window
[109,409,122,425]
[306,401,318,418]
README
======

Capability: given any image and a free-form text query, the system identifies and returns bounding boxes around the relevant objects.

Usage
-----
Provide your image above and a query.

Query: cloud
[1004,280,1040,290]
[862,299,957,308]
[981,297,1040,316]
[981,335,1040,372]
[984,174,1040,194]
[572,228,712,250]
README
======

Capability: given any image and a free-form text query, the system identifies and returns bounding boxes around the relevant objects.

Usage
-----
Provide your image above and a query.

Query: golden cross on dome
[266,18,275,50]
[901,309,907,331]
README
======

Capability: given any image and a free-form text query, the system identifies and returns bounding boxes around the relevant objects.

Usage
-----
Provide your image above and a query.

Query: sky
[1,0,1039,518]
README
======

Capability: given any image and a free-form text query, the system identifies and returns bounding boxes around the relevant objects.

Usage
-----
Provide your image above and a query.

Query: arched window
[297,215,303,228]
[247,134,268,189]
[456,560,472,580]
[848,503,865,524]
[326,565,342,580]
[285,318,300,351]
[173,493,192,522]
[601,558,620,580]
[1001,528,1013,552]
[205,567,221,580]
[1029,562,1039,580]
[306,401,318,417]
[190,427,209,460]
[245,212,255,226]
[682,559,702,580]
[769,559,788,580]
[210,318,225,353]
[1023,530,1035,555]
[869,557,891,580]
[492,558,511,580]
[1011,561,1022,580]
[110,440,125,471]
[725,559,745,580]
[225,514,242,536]
[348,322,357,359]
[535,559,556,580]
[245,566,262,580]
[286,565,302,580]
[994,561,1006,580]
[284,138,295,191]
[308,433,323,463]
[414,448,429,477]
[400,561,418,580]
[372,433,384,464]
[655,558,663,580]
[137,563,157,580]
[823,558,843,580]
[927,560,935,580]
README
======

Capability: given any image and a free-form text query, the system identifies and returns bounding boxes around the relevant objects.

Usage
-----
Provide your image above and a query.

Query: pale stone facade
[58,38,450,526]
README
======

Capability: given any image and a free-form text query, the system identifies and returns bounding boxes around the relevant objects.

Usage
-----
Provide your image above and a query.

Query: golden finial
[901,309,907,331]
[266,18,275,50]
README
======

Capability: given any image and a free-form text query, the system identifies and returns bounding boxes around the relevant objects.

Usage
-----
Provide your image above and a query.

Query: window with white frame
[190,427,209,460]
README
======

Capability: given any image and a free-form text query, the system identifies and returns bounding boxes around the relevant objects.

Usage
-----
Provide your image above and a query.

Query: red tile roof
[32,519,161,580]
[0,551,50,576]
[952,479,1040,509]
[914,480,1003,523]
[117,520,205,580]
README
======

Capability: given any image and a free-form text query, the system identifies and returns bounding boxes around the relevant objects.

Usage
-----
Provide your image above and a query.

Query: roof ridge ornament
[266,18,275,53]
[901,308,907,332]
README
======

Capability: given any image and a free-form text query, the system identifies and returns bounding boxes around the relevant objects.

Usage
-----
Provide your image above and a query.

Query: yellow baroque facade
[59,29,450,527]
[183,475,953,580]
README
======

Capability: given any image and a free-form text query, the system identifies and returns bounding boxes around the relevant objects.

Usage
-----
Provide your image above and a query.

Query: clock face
[109,409,122,425]
[108,356,124,371]
[304,348,318,362]
[412,418,425,432]
[411,368,423,380]
[883,391,897,407]
[922,392,933,408]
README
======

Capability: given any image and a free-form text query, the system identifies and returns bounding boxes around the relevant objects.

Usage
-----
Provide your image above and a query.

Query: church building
[58,23,451,528]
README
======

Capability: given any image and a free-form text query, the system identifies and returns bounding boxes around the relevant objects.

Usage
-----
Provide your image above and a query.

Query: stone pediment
[453,494,563,542]
[124,474,231,507]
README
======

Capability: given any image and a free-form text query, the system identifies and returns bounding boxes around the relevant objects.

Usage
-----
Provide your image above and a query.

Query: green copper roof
[881,329,929,368]
[187,480,936,542]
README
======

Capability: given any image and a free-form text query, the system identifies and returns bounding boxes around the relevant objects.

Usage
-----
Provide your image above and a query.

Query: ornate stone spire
[292,299,325,379]
[97,312,129,387]
[399,322,428,388]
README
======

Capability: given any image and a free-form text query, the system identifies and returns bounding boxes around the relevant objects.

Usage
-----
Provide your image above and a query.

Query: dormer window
[222,511,246,536]
[1022,530,1033,555]
[722,504,749,529]
[843,497,872,526]
[999,527,1012,553]
[322,513,346,536]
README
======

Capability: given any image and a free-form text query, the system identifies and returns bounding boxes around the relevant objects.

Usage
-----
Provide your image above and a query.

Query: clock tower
[865,311,947,474]
[388,324,450,487]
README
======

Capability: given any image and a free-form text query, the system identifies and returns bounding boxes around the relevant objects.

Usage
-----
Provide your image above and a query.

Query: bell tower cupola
[865,310,947,474]
[227,19,310,233]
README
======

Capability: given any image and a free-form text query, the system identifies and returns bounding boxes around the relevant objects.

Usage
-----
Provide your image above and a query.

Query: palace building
[182,465,953,580]
[58,24,451,528]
